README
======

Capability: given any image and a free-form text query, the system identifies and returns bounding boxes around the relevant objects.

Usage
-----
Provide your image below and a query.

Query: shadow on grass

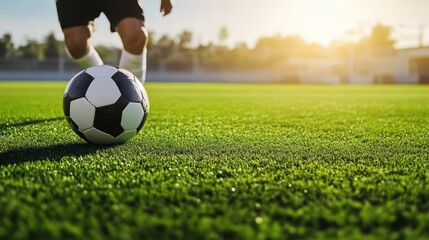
[0,117,64,134]
[0,142,113,165]
[0,117,114,165]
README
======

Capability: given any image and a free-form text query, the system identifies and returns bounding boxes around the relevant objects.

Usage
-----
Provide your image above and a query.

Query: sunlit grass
[0,82,428,239]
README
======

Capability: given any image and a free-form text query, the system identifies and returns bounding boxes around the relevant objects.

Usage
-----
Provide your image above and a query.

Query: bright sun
[276,0,361,45]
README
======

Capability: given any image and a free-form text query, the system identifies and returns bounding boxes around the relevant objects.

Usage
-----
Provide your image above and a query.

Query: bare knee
[63,26,91,59]
[123,29,148,54]
[117,18,148,55]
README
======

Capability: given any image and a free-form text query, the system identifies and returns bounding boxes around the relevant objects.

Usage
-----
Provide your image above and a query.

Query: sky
[1,0,429,48]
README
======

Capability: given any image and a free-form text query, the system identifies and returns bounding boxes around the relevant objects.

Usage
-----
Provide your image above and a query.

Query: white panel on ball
[70,98,96,131]
[86,78,121,107]
[83,127,115,145]
[113,130,137,143]
[85,65,118,78]
[121,103,144,130]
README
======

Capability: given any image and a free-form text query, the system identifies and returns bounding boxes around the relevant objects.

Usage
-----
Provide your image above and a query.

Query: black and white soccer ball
[63,65,149,145]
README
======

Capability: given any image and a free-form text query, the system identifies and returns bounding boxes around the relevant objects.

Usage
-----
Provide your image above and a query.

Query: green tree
[0,33,14,58]
[178,30,193,49]
[227,42,253,68]
[254,34,307,64]
[95,45,120,64]
[44,32,60,58]
[147,30,156,51]
[158,34,175,60]
[368,24,395,48]
[360,23,395,50]
[19,39,43,59]
[218,26,228,46]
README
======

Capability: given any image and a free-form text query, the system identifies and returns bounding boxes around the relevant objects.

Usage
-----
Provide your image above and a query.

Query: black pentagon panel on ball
[111,71,143,102]
[117,68,135,80]
[115,95,131,110]
[66,117,90,142]
[93,96,130,137]
[67,72,95,100]
[63,94,71,117]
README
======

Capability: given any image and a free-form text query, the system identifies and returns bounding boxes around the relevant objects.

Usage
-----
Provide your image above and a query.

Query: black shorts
[56,0,145,32]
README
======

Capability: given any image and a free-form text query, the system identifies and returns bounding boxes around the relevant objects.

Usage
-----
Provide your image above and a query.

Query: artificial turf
[0,82,428,239]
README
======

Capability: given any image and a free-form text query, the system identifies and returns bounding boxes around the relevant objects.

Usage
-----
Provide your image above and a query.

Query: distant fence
[0,58,424,84]
[0,58,285,82]
[0,70,284,83]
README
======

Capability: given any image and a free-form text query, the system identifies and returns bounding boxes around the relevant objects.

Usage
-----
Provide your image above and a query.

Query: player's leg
[56,0,103,68]
[116,18,148,83]
[102,0,147,83]
[63,24,103,68]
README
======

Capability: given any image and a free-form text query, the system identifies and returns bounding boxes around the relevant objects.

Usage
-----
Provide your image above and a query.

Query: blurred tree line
[0,24,395,71]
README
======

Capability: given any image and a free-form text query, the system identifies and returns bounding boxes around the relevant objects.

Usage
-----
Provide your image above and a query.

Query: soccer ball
[63,65,149,145]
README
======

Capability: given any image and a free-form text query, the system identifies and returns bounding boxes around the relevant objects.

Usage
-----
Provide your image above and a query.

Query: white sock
[119,48,147,83]
[65,45,103,68]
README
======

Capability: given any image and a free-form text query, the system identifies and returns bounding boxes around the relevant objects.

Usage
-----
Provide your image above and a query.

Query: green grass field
[0,82,428,239]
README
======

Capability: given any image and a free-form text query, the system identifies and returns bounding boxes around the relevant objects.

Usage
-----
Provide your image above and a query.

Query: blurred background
[1,0,429,83]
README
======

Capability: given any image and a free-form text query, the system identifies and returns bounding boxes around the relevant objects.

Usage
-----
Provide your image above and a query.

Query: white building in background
[348,46,429,84]
[396,46,429,84]
[271,46,429,84]
[348,50,397,84]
